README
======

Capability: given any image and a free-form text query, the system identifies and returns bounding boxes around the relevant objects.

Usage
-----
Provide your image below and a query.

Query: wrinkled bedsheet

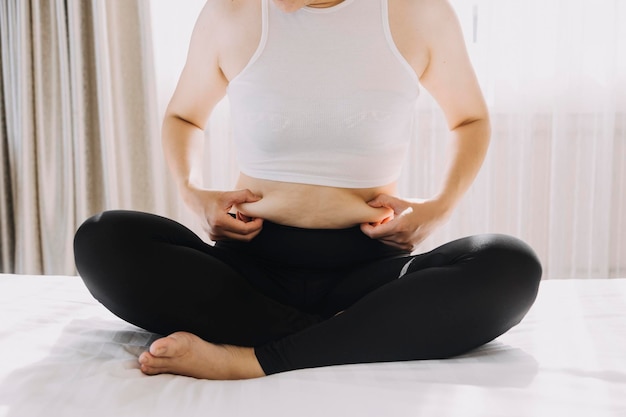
[1,274,625,417]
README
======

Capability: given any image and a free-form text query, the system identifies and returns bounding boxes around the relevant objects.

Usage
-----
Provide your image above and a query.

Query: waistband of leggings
[215,219,408,269]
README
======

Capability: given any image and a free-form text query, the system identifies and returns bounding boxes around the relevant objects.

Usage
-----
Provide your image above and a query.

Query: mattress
[0,274,625,417]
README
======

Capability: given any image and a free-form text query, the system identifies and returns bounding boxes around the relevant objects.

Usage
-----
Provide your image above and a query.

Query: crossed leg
[75,211,542,379]
[139,234,541,378]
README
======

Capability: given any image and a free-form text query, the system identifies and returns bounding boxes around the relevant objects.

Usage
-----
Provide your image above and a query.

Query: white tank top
[227,0,419,188]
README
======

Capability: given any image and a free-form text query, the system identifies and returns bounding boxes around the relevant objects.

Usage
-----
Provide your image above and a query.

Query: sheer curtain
[423,1,626,279]
[0,1,176,274]
[151,0,625,279]
[5,1,621,278]
[448,0,626,279]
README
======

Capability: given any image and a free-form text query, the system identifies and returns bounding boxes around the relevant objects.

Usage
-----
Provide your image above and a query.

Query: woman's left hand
[360,194,453,252]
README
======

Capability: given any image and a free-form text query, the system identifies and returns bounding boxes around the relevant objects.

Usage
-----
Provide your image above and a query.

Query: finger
[237,211,253,222]
[211,221,263,242]
[360,220,396,240]
[362,226,412,250]
[375,230,416,250]
[365,196,385,209]
[218,227,263,242]
[210,213,261,237]
[378,239,410,251]
[360,222,378,238]
[222,215,263,234]
[368,194,408,215]
[210,192,261,238]
[366,194,393,209]
[227,189,262,205]
[362,221,418,250]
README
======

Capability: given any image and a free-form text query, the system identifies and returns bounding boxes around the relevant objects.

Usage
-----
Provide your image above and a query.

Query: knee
[74,212,104,257]
[74,212,105,245]
[73,210,137,272]
[496,234,542,279]
[74,211,118,254]
[478,234,542,277]
[475,234,543,304]
[74,209,142,243]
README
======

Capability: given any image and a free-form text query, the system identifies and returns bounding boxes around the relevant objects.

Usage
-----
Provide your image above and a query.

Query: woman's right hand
[182,186,264,242]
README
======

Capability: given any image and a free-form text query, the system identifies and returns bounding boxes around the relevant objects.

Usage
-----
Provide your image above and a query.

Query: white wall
[150,0,205,120]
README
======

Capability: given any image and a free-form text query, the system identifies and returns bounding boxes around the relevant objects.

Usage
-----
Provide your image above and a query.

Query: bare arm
[362,0,490,250]
[163,1,263,241]
[162,2,225,190]
[419,0,490,211]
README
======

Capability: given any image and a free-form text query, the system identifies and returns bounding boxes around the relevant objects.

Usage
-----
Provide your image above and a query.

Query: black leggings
[73,210,542,375]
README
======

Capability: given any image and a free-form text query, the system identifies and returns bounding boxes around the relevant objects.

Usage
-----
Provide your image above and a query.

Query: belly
[234,174,396,229]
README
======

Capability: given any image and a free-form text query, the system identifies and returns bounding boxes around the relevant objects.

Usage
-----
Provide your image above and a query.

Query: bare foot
[138,332,266,380]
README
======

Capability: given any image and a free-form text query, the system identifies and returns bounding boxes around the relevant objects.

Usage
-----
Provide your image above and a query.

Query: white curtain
[152,0,626,279]
[448,0,626,279]
[3,1,622,278]
[0,1,177,274]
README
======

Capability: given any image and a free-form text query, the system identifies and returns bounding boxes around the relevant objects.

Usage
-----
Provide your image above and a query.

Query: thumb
[230,189,262,204]
[367,194,404,213]
[366,194,388,208]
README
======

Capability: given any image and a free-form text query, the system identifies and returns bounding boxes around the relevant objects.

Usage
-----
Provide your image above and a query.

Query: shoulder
[389,0,462,75]
[197,0,260,25]
[186,0,261,54]
[391,0,455,15]
[193,0,261,47]
[391,0,459,29]
[390,0,466,65]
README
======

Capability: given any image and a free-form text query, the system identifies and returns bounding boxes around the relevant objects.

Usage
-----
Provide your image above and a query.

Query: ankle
[224,345,265,379]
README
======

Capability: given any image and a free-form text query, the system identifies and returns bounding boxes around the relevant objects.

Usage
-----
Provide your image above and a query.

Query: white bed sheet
[0,274,625,417]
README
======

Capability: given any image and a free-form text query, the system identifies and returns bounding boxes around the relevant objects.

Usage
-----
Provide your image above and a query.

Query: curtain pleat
[30,0,75,274]
[0,0,175,275]
[2,0,625,278]
[0,1,42,274]
[0,1,15,273]
[610,116,626,276]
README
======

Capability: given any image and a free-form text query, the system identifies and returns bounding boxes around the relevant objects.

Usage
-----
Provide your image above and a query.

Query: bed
[0,274,624,417]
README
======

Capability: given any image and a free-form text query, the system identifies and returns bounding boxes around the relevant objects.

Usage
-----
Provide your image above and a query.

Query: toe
[140,363,162,376]
[141,353,173,370]
[149,332,192,357]
[138,352,173,375]
[138,353,158,374]
[149,339,170,357]
[138,351,152,365]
